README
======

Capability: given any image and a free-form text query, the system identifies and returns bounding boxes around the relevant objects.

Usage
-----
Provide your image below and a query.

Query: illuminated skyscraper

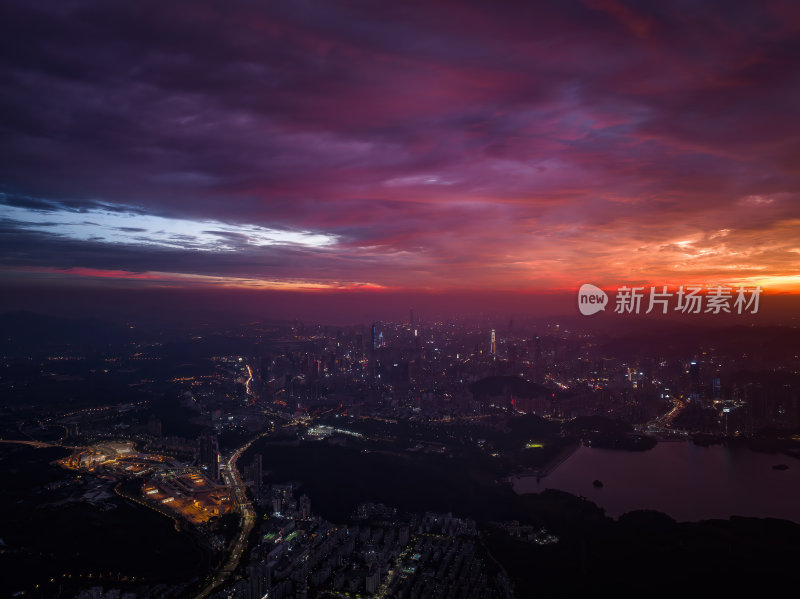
[490,329,496,355]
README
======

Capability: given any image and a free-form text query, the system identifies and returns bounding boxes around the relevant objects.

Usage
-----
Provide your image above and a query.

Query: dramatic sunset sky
[2,1,800,319]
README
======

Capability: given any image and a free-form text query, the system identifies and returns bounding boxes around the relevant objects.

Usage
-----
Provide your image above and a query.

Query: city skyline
[3,311,800,598]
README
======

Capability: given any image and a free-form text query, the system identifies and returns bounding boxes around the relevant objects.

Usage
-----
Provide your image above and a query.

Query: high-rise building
[399,525,410,546]
[247,562,268,599]
[409,308,414,324]
[252,453,262,486]
[490,329,496,355]
[299,494,311,519]
[366,568,380,594]
[689,360,701,400]
[244,454,263,500]
[147,414,162,437]
[198,434,220,481]
[370,323,381,380]
[533,335,544,383]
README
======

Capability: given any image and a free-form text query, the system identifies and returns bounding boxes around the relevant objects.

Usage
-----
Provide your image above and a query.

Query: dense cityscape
[2,311,800,597]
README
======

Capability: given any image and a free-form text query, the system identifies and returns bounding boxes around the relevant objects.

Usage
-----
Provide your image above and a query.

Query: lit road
[196,432,267,599]
[374,544,413,599]
[0,438,60,449]
[245,364,254,397]
[644,396,688,436]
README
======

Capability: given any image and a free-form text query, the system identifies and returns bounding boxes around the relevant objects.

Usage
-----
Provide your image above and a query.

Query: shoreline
[509,439,581,482]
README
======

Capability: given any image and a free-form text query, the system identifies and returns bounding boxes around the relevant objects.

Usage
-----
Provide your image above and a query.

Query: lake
[511,441,800,522]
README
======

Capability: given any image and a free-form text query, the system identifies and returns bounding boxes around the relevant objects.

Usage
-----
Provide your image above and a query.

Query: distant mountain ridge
[469,375,555,399]
[0,310,133,354]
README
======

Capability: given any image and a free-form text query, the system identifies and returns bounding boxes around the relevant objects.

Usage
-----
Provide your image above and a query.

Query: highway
[0,438,59,449]
[196,432,267,599]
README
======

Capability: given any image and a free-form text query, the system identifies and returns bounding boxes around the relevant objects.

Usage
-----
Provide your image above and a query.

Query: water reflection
[512,441,800,522]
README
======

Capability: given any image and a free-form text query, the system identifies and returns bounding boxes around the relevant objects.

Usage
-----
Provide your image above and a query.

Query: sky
[2,0,800,320]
